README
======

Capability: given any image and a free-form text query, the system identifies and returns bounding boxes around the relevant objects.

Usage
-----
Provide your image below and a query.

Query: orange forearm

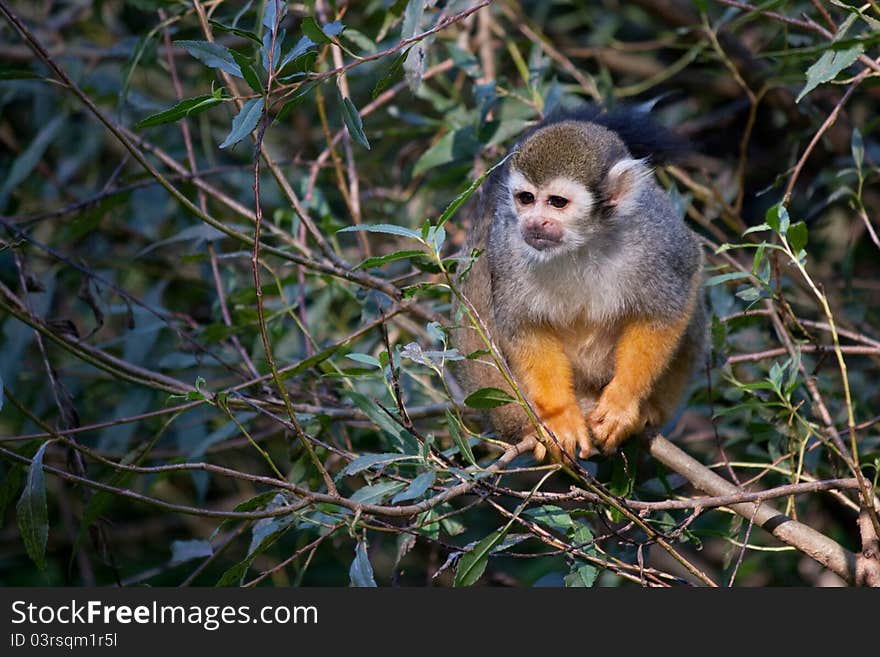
[506,326,576,417]
[607,315,690,403]
[505,326,590,460]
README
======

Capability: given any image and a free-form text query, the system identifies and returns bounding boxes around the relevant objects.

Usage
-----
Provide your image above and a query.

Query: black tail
[542,103,690,164]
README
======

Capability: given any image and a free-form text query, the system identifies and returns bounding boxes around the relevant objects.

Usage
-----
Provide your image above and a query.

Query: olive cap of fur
[511,120,629,189]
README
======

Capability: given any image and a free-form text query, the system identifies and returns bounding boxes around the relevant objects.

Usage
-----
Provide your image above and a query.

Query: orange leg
[588,316,689,453]
[506,327,591,461]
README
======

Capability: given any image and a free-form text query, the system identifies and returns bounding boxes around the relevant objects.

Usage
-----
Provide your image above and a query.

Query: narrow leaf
[134,93,224,129]
[391,471,436,503]
[564,563,599,587]
[230,50,263,93]
[338,223,421,240]
[851,128,864,171]
[176,40,242,78]
[279,35,316,69]
[17,441,51,570]
[464,387,516,409]
[437,153,513,228]
[372,49,408,99]
[345,353,382,368]
[219,97,264,149]
[263,0,288,34]
[788,221,808,253]
[208,20,262,45]
[454,528,506,587]
[349,539,378,587]
[349,481,407,505]
[341,452,416,477]
[796,44,863,102]
[357,249,425,270]
[704,272,752,287]
[340,94,370,149]
[446,410,476,467]
[524,505,573,531]
[301,17,345,44]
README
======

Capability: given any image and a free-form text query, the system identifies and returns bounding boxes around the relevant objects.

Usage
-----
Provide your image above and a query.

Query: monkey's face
[503,121,652,263]
[506,167,595,259]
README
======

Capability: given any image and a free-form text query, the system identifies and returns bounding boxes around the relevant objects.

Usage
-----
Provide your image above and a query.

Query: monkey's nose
[522,219,563,250]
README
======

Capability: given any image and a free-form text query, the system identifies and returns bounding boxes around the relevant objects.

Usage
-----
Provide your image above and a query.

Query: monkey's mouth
[522,228,564,251]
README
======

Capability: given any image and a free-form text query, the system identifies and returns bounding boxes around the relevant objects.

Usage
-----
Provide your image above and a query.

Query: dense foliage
[0,0,878,587]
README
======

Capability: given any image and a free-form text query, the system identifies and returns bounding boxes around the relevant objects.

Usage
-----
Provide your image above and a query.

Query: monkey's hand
[588,386,643,454]
[532,404,592,462]
[506,327,591,462]
[589,316,689,453]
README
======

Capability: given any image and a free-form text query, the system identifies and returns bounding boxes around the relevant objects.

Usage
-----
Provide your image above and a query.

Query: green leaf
[436,153,513,228]
[230,50,263,93]
[345,391,415,453]
[564,563,599,587]
[349,480,407,505]
[464,387,516,409]
[765,204,790,234]
[851,128,864,172]
[704,272,752,287]
[446,410,476,467]
[262,0,288,34]
[524,505,573,531]
[134,92,224,129]
[17,441,50,570]
[372,49,409,99]
[796,44,864,103]
[345,352,382,368]
[208,19,262,45]
[788,221,808,253]
[736,287,762,302]
[279,35,316,69]
[340,452,416,477]
[338,223,422,240]
[349,539,377,587]
[171,539,213,565]
[413,127,480,176]
[454,528,506,587]
[454,473,549,586]
[219,97,264,149]
[301,17,345,44]
[339,93,370,149]
[217,508,297,586]
[357,249,425,270]
[742,222,771,236]
[176,40,243,78]
[391,471,436,503]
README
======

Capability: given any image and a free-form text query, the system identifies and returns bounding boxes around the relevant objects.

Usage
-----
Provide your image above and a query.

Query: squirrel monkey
[452,106,707,462]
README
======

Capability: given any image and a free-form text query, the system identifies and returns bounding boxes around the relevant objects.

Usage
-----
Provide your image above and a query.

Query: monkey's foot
[588,390,645,454]
[532,405,592,462]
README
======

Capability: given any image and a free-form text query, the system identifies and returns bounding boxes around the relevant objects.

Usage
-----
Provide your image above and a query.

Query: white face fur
[506,168,594,262]
[506,159,650,263]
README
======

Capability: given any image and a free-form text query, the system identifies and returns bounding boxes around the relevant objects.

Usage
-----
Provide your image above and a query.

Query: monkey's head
[504,120,652,260]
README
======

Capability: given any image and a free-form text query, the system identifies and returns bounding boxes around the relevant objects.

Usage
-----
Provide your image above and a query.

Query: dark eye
[516,191,535,205]
[548,195,569,209]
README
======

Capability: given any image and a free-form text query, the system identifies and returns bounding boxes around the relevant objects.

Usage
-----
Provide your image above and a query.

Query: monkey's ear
[604,158,652,214]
